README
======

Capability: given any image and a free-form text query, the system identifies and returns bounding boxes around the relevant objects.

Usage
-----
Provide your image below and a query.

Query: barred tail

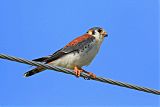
[24,67,46,77]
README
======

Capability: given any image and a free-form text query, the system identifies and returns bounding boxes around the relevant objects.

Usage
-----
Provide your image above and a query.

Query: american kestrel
[24,27,108,78]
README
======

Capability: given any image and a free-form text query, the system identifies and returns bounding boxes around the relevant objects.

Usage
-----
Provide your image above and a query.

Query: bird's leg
[74,66,83,77]
[83,70,96,79]
[73,66,96,79]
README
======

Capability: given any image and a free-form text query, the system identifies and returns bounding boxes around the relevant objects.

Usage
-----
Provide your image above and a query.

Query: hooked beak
[103,31,108,37]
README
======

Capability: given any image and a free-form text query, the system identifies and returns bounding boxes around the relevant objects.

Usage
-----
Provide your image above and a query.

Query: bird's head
[86,27,108,41]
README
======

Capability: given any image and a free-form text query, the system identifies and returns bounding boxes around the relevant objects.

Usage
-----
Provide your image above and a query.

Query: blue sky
[0,0,159,106]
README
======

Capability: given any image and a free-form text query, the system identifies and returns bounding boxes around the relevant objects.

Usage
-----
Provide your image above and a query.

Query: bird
[24,27,108,78]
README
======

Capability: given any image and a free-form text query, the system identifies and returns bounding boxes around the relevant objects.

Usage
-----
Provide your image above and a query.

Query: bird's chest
[74,42,100,66]
[79,44,98,57]
[51,39,102,69]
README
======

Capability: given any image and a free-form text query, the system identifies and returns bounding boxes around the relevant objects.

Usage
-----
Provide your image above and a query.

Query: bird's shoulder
[41,34,95,63]
[65,34,94,47]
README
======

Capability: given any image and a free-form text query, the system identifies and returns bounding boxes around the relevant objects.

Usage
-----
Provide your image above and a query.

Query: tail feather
[24,67,46,77]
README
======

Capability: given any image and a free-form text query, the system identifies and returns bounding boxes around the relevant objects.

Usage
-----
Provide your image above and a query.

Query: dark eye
[98,29,102,33]
[92,30,95,35]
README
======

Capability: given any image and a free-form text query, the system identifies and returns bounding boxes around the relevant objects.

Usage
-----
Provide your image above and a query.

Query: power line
[0,53,159,95]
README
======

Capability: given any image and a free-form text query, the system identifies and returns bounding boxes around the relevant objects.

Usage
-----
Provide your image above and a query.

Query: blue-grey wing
[34,36,95,64]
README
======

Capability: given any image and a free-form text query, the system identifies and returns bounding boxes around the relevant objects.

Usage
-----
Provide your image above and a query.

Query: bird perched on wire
[24,27,108,78]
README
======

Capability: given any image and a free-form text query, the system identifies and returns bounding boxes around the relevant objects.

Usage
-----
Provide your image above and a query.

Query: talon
[74,66,83,77]
[88,72,96,79]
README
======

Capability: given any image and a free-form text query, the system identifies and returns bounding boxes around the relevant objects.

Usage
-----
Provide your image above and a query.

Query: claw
[84,72,96,80]
[74,66,96,79]
[88,72,96,79]
[74,66,83,77]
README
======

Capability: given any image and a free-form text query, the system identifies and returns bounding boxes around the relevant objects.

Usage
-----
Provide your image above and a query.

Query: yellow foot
[74,66,83,77]
[87,72,96,79]
[83,71,96,80]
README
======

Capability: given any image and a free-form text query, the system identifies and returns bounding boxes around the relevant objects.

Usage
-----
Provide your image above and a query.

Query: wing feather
[37,34,95,64]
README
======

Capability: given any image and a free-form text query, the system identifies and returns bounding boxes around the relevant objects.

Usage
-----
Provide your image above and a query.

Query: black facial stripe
[92,30,95,35]
[98,29,102,33]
